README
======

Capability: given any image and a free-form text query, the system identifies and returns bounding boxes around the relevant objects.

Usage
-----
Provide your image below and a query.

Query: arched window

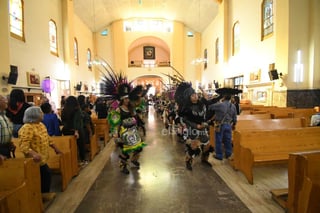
[87,48,92,70]
[232,21,240,56]
[74,38,79,65]
[9,0,25,41]
[215,38,219,64]
[261,0,273,40]
[49,19,58,56]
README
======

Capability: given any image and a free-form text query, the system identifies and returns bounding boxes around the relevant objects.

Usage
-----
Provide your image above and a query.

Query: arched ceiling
[73,0,220,33]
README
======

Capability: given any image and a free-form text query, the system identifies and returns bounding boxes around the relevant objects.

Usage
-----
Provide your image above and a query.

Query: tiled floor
[46,107,286,213]
[74,110,250,213]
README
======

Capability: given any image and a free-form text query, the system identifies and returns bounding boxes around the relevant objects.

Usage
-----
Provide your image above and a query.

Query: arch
[132,74,165,94]
[128,36,170,67]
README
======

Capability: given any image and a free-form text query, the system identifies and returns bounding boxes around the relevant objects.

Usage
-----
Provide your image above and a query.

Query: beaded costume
[100,62,146,174]
[174,82,219,170]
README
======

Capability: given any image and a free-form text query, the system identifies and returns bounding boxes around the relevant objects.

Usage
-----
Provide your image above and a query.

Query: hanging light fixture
[190,0,207,65]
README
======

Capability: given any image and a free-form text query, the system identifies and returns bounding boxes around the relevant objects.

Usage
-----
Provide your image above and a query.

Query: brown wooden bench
[270,150,320,213]
[50,136,79,178]
[232,127,320,184]
[88,133,99,161]
[236,117,307,131]
[237,113,271,120]
[12,135,79,191]
[48,136,79,191]
[92,118,110,145]
[0,158,43,213]
[209,114,289,148]
[291,108,316,126]
[210,117,305,150]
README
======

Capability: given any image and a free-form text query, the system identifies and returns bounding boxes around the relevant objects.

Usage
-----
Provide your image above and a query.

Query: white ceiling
[73,0,219,33]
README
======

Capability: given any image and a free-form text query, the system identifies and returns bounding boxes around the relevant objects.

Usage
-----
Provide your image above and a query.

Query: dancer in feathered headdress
[100,61,146,174]
[174,81,221,171]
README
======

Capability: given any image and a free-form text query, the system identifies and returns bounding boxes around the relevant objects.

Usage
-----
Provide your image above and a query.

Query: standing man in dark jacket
[209,88,240,161]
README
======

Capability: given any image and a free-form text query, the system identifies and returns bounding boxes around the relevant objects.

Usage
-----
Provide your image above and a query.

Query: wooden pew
[236,117,307,131]
[92,118,110,145]
[0,158,43,213]
[210,114,282,148]
[49,136,79,179]
[210,117,305,150]
[287,151,320,213]
[12,136,79,191]
[291,108,316,126]
[232,127,320,184]
[88,133,99,161]
[237,113,271,120]
[48,136,78,191]
[271,151,320,213]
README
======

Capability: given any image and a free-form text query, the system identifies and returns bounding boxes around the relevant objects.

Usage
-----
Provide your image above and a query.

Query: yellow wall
[0,0,10,94]
[95,20,200,87]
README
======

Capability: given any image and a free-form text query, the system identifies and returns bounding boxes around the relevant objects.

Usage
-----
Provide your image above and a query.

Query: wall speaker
[8,65,18,85]
[268,69,279,81]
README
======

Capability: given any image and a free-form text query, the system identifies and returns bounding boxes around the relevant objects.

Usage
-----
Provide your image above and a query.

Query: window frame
[9,0,25,41]
[232,21,240,56]
[49,19,59,57]
[261,0,274,41]
[215,38,219,64]
[74,37,79,65]
[87,48,92,71]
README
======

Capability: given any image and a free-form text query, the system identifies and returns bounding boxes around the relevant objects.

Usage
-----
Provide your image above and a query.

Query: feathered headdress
[174,81,195,111]
[129,85,143,102]
[99,60,132,101]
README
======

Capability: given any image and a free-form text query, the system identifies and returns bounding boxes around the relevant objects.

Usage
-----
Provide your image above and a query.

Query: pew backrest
[237,113,271,120]
[0,158,43,213]
[236,117,307,130]
[288,151,320,213]
[234,128,320,155]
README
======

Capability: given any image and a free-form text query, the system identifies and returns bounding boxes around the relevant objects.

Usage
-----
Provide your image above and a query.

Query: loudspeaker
[268,69,279,80]
[8,65,18,85]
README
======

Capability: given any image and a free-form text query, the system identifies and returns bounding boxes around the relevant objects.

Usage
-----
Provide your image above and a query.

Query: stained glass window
[9,0,25,41]
[87,48,92,70]
[74,38,79,65]
[49,19,58,56]
[261,0,273,40]
[232,22,240,56]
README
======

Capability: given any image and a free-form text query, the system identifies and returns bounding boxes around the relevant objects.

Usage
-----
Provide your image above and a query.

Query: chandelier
[191,58,208,65]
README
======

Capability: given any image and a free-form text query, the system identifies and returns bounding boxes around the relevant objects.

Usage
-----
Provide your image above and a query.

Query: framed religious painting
[143,46,155,59]
[26,72,40,87]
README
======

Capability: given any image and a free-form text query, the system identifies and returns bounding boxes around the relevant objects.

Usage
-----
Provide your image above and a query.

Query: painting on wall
[27,72,40,87]
[249,70,261,82]
[256,91,267,103]
[143,46,155,59]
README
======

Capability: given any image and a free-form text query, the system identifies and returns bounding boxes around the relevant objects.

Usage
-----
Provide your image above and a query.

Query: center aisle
[75,106,250,213]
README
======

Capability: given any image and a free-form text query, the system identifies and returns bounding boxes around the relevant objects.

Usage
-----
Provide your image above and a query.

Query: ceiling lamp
[191,58,208,65]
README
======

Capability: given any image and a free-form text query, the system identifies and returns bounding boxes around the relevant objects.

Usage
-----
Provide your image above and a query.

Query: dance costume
[101,64,147,174]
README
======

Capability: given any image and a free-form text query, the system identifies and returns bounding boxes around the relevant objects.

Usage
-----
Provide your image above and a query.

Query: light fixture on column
[294,50,304,83]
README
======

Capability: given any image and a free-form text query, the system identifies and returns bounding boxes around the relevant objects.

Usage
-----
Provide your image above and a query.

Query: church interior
[0,0,320,212]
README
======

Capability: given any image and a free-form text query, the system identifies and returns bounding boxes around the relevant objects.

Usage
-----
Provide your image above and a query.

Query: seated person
[310,112,320,126]
[40,102,62,136]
